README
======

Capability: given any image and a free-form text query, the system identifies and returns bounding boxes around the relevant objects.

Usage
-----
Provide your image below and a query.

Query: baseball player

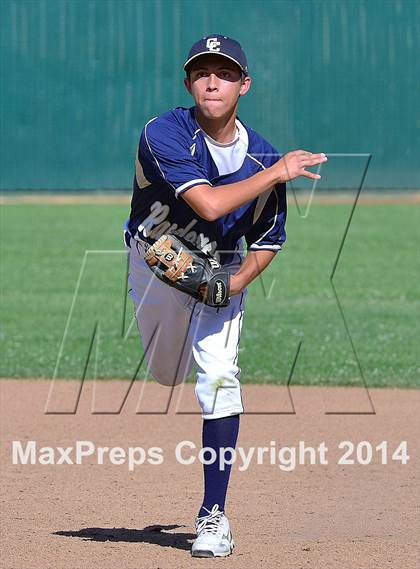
[124,35,327,557]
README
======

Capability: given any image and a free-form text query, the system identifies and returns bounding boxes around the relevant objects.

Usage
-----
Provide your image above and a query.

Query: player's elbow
[182,185,221,221]
[197,206,220,222]
[188,205,219,222]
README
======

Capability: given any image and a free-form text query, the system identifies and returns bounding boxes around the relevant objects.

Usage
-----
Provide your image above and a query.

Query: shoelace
[196,504,224,535]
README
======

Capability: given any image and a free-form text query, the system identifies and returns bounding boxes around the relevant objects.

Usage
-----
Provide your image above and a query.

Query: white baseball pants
[128,237,246,419]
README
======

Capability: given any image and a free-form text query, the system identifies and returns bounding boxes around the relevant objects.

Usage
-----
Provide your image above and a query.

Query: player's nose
[206,73,219,90]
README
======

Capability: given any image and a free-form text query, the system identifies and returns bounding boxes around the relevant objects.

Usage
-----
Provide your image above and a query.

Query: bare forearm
[182,150,327,221]
[230,250,276,295]
[196,168,279,220]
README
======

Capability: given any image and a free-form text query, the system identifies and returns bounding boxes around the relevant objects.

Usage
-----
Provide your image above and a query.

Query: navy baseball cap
[184,35,249,76]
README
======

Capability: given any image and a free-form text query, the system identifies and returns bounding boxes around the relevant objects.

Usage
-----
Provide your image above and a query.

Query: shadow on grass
[53,524,195,551]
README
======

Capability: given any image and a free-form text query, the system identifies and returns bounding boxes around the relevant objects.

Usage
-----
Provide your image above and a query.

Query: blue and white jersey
[126,106,286,265]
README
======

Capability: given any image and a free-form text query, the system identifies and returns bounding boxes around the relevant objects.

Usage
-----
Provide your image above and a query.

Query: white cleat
[191,504,235,558]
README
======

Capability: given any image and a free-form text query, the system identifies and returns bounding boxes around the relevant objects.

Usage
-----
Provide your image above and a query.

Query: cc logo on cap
[206,37,221,52]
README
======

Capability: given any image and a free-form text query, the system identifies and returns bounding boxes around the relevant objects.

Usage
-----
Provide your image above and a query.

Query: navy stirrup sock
[198,414,240,518]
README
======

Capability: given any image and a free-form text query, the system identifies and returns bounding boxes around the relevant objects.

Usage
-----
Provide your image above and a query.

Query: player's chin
[200,102,230,119]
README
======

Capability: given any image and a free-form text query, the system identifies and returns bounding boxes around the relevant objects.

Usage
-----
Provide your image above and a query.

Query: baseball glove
[143,234,230,307]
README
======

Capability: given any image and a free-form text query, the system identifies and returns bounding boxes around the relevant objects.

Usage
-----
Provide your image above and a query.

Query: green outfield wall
[0,0,418,190]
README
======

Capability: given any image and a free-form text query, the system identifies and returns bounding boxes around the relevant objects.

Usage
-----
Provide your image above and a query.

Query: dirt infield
[1,380,418,569]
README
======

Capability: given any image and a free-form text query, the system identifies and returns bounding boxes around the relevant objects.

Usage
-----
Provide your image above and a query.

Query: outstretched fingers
[301,152,327,179]
[280,150,328,182]
[302,153,327,166]
[302,169,322,180]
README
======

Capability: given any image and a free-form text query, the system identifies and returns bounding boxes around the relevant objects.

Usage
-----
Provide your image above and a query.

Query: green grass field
[1,199,418,388]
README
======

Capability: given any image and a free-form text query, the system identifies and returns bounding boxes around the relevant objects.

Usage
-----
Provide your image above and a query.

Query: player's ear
[239,75,251,97]
[184,77,192,94]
